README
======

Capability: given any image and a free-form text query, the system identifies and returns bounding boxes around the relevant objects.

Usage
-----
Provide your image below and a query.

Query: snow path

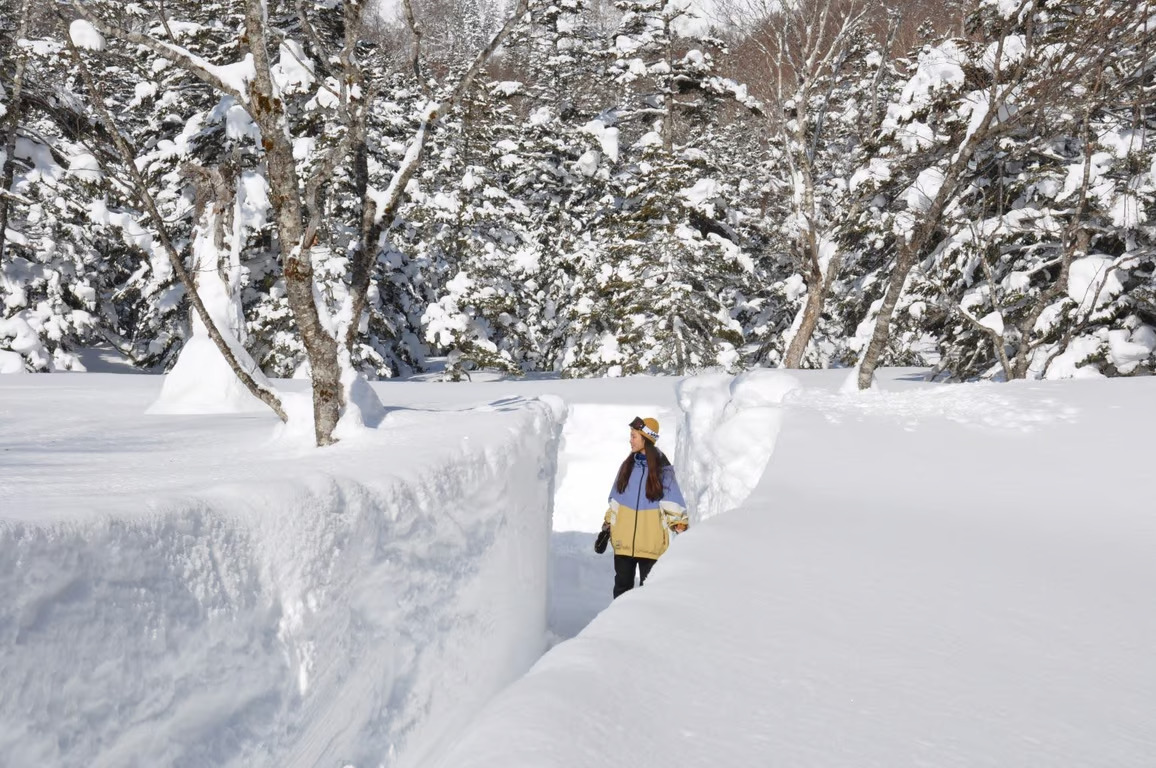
[547,532,612,641]
[546,400,682,642]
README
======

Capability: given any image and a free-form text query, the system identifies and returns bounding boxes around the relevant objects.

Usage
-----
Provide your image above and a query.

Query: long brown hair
[616,439,669,501]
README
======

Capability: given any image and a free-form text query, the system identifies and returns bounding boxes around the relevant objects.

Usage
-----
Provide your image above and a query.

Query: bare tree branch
[157,0,177,41]
[401,0,426,88]
[58,13,287,421]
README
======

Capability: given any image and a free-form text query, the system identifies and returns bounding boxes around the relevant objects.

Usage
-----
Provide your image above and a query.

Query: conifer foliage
[0,0,104,373]
[2,0,1155,409]
[849,0,1155,385]
[0,0,531,444]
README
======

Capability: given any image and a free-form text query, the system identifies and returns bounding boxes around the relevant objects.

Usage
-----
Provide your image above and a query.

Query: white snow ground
[2,369,1154,767]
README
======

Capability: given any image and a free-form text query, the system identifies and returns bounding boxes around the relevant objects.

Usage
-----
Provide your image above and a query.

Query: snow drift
[0,377,562,767]
[426,373,1156,768]
[7,370,1154,768]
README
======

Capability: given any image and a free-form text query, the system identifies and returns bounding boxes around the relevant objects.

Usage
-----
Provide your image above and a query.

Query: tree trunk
[783,262,824,368]
[856,143,988,389]
[857,249,914,389]
[345,127,376,352]
[781,120,831,369]
[244,0,343,445]
[854,20,1041,389]
[1010,100,1099,380]
[0,0,31,267]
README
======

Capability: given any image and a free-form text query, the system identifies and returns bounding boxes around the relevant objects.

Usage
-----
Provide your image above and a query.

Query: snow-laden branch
[923,266,1013,379]
[343,0,531,351]
[65,3,253,106]
[0,188,34,206]
[59,14,286,421]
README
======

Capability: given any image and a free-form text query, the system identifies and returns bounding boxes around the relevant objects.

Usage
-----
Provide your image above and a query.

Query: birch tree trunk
[242,0,343,445]
[857,170,972,390]
[783,244,842,368]
[856,16,1025,390]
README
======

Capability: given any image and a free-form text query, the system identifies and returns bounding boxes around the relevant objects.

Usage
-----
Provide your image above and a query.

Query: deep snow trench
[545,370,797,645]
[0,371,793,768]
[545,402,682,642]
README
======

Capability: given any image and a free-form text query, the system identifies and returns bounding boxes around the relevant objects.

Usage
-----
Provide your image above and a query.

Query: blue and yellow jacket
[603,452,689,560]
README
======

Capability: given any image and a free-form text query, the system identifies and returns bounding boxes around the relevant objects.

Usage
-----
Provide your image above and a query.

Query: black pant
[613,555,656,598]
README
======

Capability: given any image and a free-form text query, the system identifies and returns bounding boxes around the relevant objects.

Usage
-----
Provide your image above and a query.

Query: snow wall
[417,370,803,768]
[0,370,800,768]
[675,369,800,522]
[0,398,562,768]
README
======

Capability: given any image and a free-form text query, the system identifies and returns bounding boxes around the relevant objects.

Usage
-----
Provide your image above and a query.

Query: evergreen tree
[416,79,550,379]
[416,0,602,379]
[847,0,1155,387]
[0,3,113,372]
[553,0,757,375]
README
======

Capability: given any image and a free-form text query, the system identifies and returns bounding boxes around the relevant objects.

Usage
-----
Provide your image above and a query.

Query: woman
[599,416,689,598]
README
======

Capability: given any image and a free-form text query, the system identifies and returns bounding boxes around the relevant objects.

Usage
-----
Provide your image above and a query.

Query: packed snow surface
[2,370,1154,767]
[429,373,1156,768]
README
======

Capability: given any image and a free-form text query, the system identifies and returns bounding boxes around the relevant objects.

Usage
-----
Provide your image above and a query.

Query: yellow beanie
[629,416,660,443]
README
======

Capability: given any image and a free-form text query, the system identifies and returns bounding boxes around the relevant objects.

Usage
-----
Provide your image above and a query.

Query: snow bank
[146,334,269,414]
[426,372,1156,768]
[0,377,562,768]
[675,369,800,521]
[9,371,1156,767]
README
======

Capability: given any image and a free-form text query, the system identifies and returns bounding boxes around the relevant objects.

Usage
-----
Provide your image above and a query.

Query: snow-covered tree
[722,0,894,369]
[60,0,531,444]
[848,0,1154,387]
[547,0,759,375]
[413,80,551,380]
[0,2,112,373]
[911,86,1156,380]
[416,0,607,379]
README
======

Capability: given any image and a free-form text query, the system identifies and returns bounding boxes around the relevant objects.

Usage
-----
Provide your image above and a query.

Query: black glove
[594,524,610,554]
